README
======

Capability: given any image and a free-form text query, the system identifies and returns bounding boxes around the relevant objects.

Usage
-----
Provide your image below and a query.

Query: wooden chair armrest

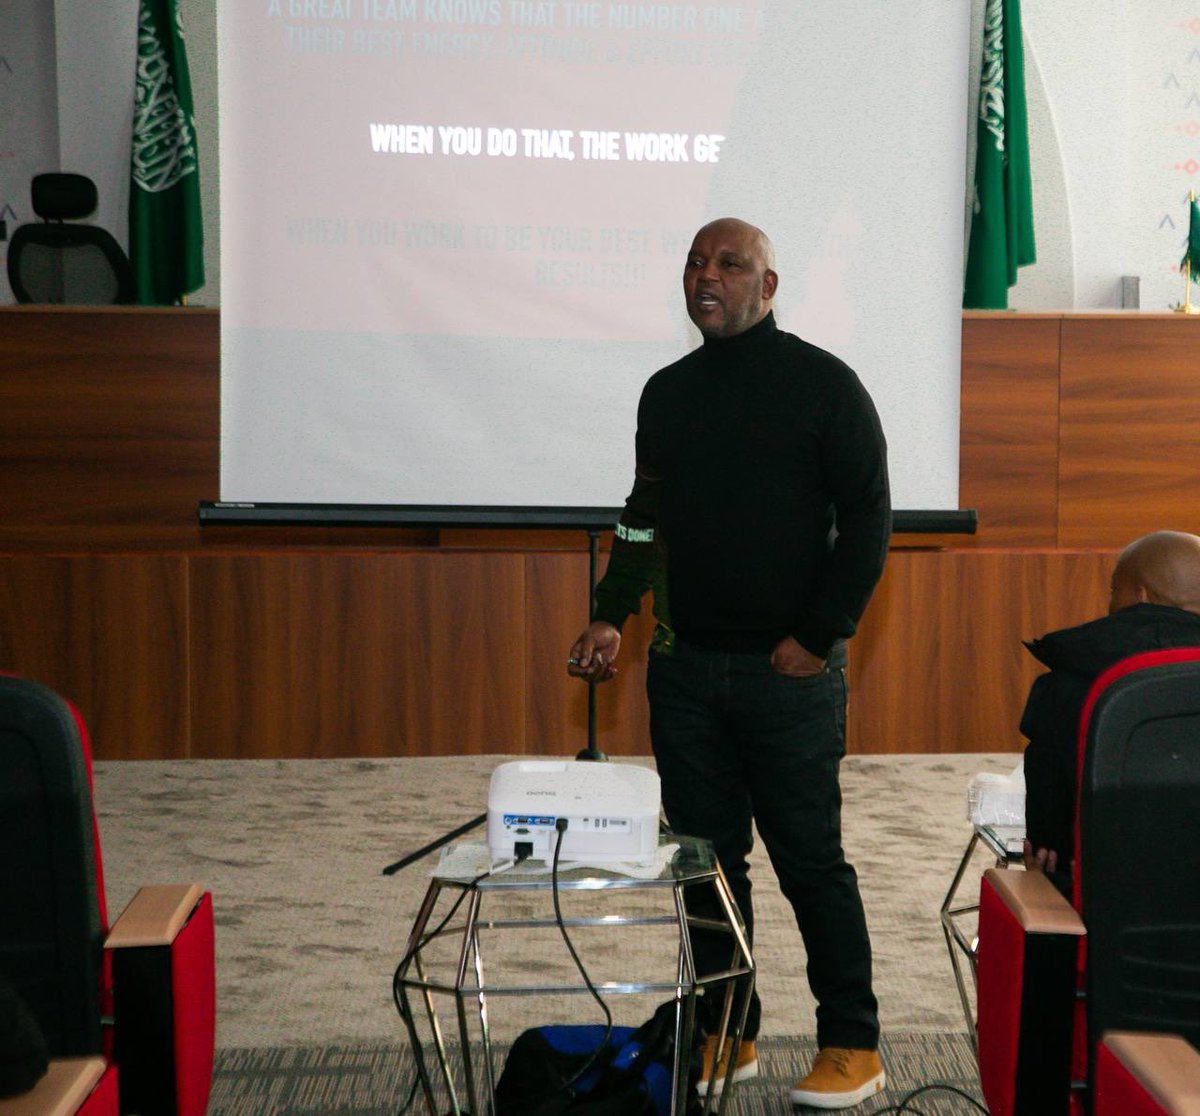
[983,867,1086,936]
[1102,1031,1200,1113]
[104,884,204,949]
[0,1058,106,1116]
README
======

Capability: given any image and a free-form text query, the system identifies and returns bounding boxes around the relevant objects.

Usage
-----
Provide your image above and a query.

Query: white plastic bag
[966,762,1026,827]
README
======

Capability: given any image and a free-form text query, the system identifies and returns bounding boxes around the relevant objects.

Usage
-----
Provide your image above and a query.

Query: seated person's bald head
[1110,530,1200,615]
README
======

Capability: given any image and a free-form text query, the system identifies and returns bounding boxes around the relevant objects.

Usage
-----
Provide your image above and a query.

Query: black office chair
[6,173,135,305]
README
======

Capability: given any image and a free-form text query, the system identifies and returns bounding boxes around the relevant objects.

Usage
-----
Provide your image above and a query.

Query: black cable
[391,1073,420,1116]
[870,1081,988,1114]
[382,813,488,876]
[550,818,616,1097]
[392,827,631,1116]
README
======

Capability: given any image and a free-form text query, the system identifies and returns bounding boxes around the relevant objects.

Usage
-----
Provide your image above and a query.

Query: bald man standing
[1022,530,1200,894]
[568,219,891,1108]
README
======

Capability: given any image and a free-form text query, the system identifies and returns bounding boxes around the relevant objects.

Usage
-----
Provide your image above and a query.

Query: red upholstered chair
[1093,1032,1200,1115]
[0,676,215,1115]
[976,649,1200,1116]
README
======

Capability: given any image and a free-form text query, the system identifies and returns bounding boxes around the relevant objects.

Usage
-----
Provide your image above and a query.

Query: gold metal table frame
[940,823,1025,1047]
[394,835,755,1116]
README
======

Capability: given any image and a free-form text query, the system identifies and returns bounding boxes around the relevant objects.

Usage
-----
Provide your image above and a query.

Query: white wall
[0,0,61,302]
[5,1,1198,311]
[1009,0,1198,311]
[53,1,139,268]
[181,0,219,306]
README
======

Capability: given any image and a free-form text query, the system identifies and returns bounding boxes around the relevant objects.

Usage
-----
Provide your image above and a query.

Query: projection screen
[218,0,970,515]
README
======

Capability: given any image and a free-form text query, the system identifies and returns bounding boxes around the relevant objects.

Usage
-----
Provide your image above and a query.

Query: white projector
[486,760,660,864]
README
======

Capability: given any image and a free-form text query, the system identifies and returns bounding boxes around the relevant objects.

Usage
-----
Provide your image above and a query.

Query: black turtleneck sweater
[593,312,890,658]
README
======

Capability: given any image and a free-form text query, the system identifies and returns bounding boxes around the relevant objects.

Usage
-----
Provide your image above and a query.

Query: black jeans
[647,639,879,1049]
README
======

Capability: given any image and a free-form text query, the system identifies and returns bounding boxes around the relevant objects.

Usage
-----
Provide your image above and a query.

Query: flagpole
[1177,190,1200,314]
[1186,189,1193,314]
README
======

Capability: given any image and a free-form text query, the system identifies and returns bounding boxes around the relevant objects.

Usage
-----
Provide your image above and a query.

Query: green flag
[129,0,204,305]
[1181,195,1200,284]
[963,0,1035,309]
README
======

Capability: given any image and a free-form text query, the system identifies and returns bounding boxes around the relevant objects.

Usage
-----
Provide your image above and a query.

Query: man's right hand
[567,622,621,683]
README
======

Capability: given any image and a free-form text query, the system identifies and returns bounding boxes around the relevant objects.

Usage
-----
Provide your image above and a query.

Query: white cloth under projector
[486,760,660,864]
[967,762,1026,828]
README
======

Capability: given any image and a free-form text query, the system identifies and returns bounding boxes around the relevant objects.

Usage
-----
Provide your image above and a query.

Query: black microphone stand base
[575,745,608,761]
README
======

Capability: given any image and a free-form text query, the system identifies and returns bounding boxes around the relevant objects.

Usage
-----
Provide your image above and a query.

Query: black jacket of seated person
[1021,602,1200,895]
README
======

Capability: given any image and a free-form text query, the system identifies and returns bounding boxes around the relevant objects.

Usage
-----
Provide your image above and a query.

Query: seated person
[1021,530,1200,894]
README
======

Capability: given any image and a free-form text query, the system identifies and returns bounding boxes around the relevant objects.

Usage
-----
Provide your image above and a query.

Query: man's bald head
[1109,530,1200,615]
[697,218,776,269]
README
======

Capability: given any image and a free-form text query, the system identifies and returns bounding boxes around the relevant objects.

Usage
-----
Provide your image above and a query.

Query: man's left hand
[1022,839,1059,877]
[770,636,826,677]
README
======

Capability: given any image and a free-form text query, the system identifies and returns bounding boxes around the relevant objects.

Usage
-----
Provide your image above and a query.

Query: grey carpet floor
[93,753,1015,1051]
[210,1033,986,1115]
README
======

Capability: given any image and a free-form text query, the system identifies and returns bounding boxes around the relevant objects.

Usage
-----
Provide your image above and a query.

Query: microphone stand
[382,526,609,875]
[576,527,608,762]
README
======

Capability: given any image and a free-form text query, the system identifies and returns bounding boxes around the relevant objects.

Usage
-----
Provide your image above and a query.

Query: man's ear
[762,269,778,301]
[1139,584,1163,605]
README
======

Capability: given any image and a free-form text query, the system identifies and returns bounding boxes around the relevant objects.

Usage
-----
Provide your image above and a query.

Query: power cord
[391,825,628,1116]
[391,843,988,1116]
[870,1081,988,1114]
[549,817,615,1097]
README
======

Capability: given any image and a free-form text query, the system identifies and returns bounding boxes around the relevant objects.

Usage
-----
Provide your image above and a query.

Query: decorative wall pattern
[1162,12,1200,307]
[1012,3,1200,310]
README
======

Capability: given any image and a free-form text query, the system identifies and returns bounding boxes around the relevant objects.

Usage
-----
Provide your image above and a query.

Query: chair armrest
[101,886,214,1116]
[1097,1031,1200,1115]
[977,868,1086,1116]
[0,1058,106,1116]
[104,884,204,949]
[982,867,1086,936]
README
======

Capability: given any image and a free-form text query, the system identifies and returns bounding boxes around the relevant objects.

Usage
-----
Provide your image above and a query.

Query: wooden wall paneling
[1058,316,1200,547]
[524,551,595,756]
[847,551,1001,755]
[848,550,1113,755]
[0,554,190,759]
[1034,550,1117,631]
[187,552,527,758]
[959,315,1061,546]
[5,307,1194,760]
[0,307,219,530]
[441,529,609,551]
[522,552,657,759]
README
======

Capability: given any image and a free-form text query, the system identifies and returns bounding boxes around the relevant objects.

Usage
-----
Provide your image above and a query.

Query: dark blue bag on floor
[493,1001,698,1116]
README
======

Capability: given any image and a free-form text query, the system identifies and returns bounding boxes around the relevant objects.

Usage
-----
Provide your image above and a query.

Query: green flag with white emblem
[1182,194,1200,284]
[963,0,1035,309]
[129,0,204,304]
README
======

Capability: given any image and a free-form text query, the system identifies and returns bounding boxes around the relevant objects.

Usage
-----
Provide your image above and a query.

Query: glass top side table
[394,834,754,1116]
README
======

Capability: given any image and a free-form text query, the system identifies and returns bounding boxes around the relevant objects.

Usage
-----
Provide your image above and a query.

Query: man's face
[683,221,777,339]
